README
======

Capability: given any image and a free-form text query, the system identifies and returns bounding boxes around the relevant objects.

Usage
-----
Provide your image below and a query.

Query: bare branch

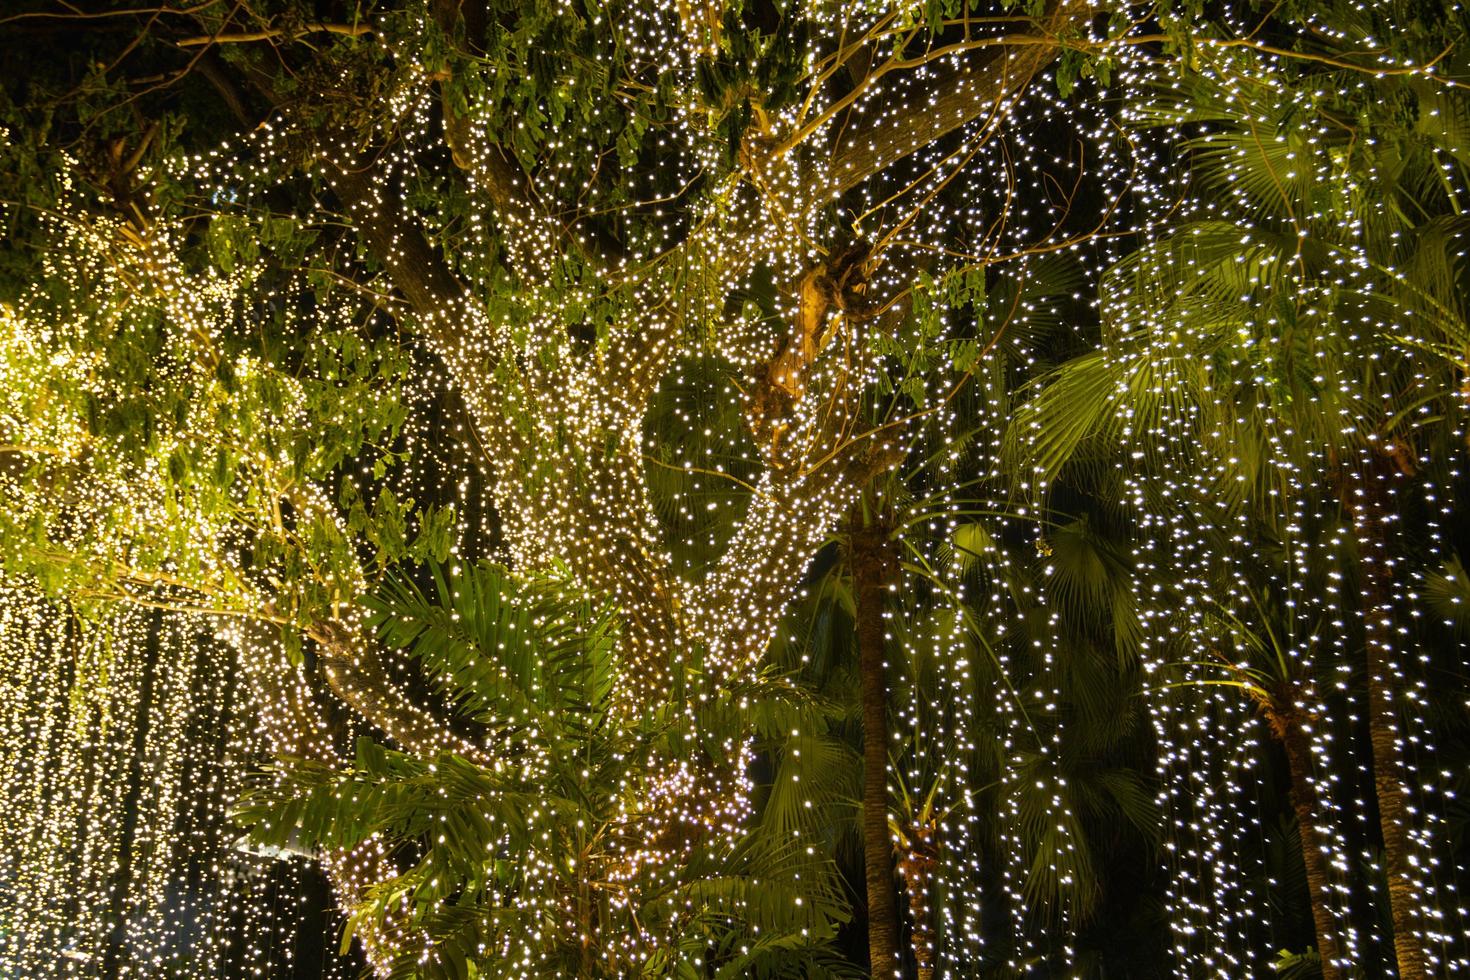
[175,22,370,46]
[0,3,216,26]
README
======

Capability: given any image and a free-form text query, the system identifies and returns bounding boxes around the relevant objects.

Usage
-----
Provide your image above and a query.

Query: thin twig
[176,21,370,46]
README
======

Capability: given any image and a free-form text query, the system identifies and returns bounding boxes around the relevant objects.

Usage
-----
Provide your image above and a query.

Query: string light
[0,2,1465,976]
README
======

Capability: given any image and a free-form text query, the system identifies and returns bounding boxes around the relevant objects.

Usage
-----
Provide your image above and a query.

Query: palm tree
[823,258,1161,972]
[1158,582,1350,980]
[845,508,904,978]
[1007,9,1470,972]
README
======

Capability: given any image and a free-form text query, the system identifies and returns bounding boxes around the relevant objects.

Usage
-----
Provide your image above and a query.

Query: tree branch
[220,39,470,337]
[436,83,568,277]
[428,1,617,275]
[309,614,495,768]
[608,0,1088,444]
[688,436,904,686]
[324,166,465,327]
[821,0,1091,199]
[223,618,408,978]
[175,22,371,46]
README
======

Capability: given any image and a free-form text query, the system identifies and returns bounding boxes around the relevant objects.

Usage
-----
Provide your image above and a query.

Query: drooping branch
[222,617,341,763]
[275,482,498,767]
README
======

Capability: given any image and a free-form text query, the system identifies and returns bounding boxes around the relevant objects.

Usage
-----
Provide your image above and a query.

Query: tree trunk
[1365,605,1426,980]
[850,522,901,979]
[1344,466,1425,980]
[1275,712,1345,980]
[899,834,938,980]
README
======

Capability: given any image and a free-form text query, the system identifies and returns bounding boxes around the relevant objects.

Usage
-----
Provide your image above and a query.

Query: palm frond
[364,560,618,736]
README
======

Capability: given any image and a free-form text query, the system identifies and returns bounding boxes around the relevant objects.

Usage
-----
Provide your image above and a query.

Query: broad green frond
[365,560,619,735]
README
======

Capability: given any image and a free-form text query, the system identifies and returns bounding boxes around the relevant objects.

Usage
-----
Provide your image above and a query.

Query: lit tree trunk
[849,520,901,979]
[1273,709,1345,980]
[315,0,1093,705]
[898,836,938,980]
[1344,464,1425,980]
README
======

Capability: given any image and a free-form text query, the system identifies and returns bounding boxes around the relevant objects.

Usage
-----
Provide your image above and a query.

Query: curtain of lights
[0,580,350,978]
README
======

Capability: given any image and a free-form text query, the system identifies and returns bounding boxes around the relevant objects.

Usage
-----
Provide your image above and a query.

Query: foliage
[0,0,1467,976]
[239,560,854,979]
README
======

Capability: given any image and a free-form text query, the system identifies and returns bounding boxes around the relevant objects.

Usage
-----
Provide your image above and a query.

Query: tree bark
[1343,466,1425,980]
[849,520,901,979]
[897,818,939,980]
[1274,711,1345,980]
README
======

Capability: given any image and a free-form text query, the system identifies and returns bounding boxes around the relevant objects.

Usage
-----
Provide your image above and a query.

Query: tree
[0,0,1110,969]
